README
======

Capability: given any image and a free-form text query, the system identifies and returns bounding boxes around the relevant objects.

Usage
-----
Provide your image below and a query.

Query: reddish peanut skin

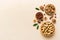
[36,12,43,20]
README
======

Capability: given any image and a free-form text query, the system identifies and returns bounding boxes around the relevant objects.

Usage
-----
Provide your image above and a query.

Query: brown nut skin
[35,12,43,20]
[40,21,55,38]
[45,4,55,16]
[52,19,56,24]
[40,6,44,11]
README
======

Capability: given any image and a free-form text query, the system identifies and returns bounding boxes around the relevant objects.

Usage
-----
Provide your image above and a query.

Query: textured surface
[45,4,55,16]
[41,22,55,37]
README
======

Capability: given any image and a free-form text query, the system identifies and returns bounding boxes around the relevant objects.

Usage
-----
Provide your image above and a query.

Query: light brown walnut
[45,4,55,16]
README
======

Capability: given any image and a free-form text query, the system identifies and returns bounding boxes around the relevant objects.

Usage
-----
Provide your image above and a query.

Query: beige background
[0,0,60,40]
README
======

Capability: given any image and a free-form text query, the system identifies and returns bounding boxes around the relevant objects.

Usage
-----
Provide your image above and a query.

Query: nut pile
[45,4,55,16]
[41,22,55,37]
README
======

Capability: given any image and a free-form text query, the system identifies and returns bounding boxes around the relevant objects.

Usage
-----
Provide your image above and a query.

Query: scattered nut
[52,19,56,24]
[44,17,47,21]
[44,14,45,15]
[50,15,53,20]
[41,19,43,21]
[44,4,45,6]
[33,20,36,23]
[40,6,44,11]
[37,20,41,23]
[55,14,56,15]
[55,16,56,18]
